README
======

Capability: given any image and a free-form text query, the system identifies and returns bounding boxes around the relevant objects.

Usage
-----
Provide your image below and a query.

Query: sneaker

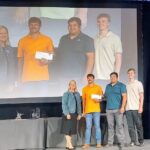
[139,142,144,147]
[68,147,74,150]
[130,142,135,146]
[96,144,102,148]
[124,143,130,147]
[82,144,90,149]
[105,144,113,147]
[119,144,124,148]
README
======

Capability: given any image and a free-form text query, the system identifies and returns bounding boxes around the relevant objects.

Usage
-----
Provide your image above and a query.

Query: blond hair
[68,80,77,92]
[127,68,136,73]
[97,13,111,22]
[0,25,10,46]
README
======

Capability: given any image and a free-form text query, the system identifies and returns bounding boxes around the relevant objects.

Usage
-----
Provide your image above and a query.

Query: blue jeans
[85,112,101,144]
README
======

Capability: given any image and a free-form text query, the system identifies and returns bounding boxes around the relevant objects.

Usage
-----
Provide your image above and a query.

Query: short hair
[97,13,111,22]
[110,72,118,78]
[127,68,136,73]
[68,17,81,26]
[28,17,41,26]
[87,74,95,79]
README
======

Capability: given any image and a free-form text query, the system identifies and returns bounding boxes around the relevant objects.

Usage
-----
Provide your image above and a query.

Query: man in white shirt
[94,13,122,80]
[126,68,144,147]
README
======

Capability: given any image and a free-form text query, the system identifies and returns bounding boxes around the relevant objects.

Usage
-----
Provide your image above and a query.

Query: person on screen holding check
[17,17,54,96]
[82,74,103,149]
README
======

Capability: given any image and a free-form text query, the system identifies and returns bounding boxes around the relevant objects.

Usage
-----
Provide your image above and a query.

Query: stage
[0,117,147,150]
[16,140,149,150]
[48,140,150,150]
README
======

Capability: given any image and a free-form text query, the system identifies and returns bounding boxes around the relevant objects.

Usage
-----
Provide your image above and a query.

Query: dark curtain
[143,2,150,139]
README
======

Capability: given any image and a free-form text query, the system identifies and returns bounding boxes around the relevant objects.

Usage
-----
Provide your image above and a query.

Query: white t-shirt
[94,31,122,80]
[126,80,144,111]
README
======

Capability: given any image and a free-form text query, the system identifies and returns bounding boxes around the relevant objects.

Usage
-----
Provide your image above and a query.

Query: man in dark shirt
[58,17,95,91]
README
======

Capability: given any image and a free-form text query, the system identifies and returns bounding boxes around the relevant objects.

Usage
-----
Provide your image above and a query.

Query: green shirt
[30,7,75,19]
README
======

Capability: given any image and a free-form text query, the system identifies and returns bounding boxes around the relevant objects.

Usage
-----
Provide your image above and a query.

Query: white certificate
[35,51,53,60]
[91,94,102,100]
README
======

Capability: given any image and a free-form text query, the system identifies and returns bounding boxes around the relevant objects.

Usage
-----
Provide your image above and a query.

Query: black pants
[126,110,144,143]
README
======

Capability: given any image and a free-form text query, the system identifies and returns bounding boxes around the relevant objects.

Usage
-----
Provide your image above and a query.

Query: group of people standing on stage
[61,70,144,149]
[0,12,144,149]
[0,13,122,97]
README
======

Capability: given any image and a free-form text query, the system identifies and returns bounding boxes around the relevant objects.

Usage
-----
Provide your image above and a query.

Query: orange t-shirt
[82,84,103,114]
[18,33,54,82]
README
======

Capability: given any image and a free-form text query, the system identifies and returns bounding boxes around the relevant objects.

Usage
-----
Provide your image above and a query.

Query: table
[0,118,46,150]
[0,115,131,149]
[46,115,131,148]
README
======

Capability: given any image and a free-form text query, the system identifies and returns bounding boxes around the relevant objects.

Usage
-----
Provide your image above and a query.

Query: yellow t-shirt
[17,33,54,82]
[82,84,103,114]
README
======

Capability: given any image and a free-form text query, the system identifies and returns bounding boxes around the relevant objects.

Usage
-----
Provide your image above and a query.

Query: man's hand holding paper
[35,51,53,65]
[91,94,102,102]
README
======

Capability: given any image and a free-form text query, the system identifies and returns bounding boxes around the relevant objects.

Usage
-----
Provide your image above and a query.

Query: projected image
[0,7,137,100]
